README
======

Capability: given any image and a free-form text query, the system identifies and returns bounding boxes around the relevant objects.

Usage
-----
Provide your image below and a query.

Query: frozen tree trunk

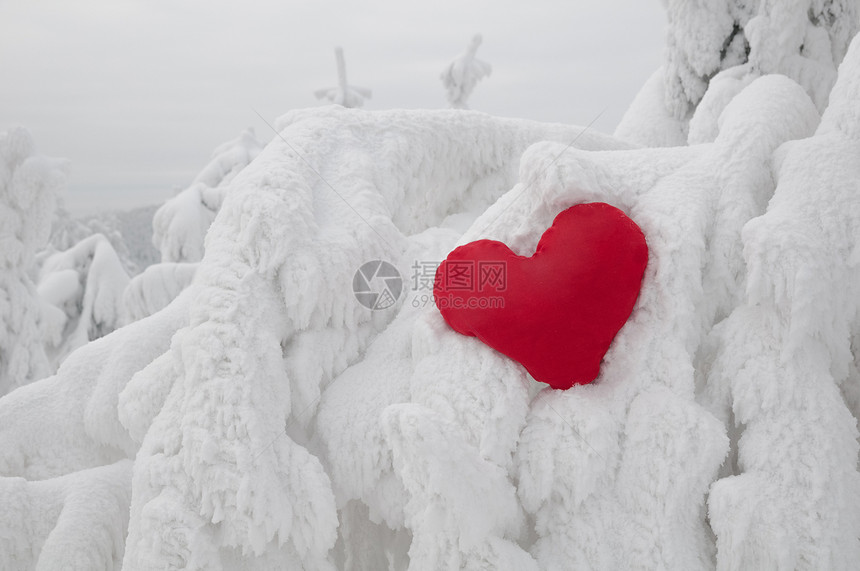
[314,47,372,109]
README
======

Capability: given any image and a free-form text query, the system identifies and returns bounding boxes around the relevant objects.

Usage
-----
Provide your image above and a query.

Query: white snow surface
[0,460,132,570]
[3,30,860,571]
[615,66,689,147]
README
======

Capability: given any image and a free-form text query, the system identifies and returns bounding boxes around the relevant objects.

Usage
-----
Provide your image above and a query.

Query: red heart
[434,202,648,390]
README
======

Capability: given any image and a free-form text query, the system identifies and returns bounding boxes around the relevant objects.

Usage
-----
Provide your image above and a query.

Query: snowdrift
[3,28,860,571]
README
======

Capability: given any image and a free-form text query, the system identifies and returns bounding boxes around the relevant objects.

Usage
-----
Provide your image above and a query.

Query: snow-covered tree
[2,3,860,570]
[616,0,859,146]
[52,204,160,275]
[314,47,372,108]
[152,127,262,263]
[1,129,158,387]
[440,34,492,109]
[121,261,197,324]
[0,127,67,396]
[37,233,131,366]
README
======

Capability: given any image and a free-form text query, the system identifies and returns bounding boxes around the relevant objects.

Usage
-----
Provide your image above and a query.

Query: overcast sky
[1,1,667,216]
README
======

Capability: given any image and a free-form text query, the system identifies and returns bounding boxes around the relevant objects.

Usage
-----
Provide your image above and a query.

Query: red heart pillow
[434,202,647,389]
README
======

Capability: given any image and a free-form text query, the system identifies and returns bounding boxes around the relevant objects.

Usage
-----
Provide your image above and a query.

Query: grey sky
[0,0,666,215]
